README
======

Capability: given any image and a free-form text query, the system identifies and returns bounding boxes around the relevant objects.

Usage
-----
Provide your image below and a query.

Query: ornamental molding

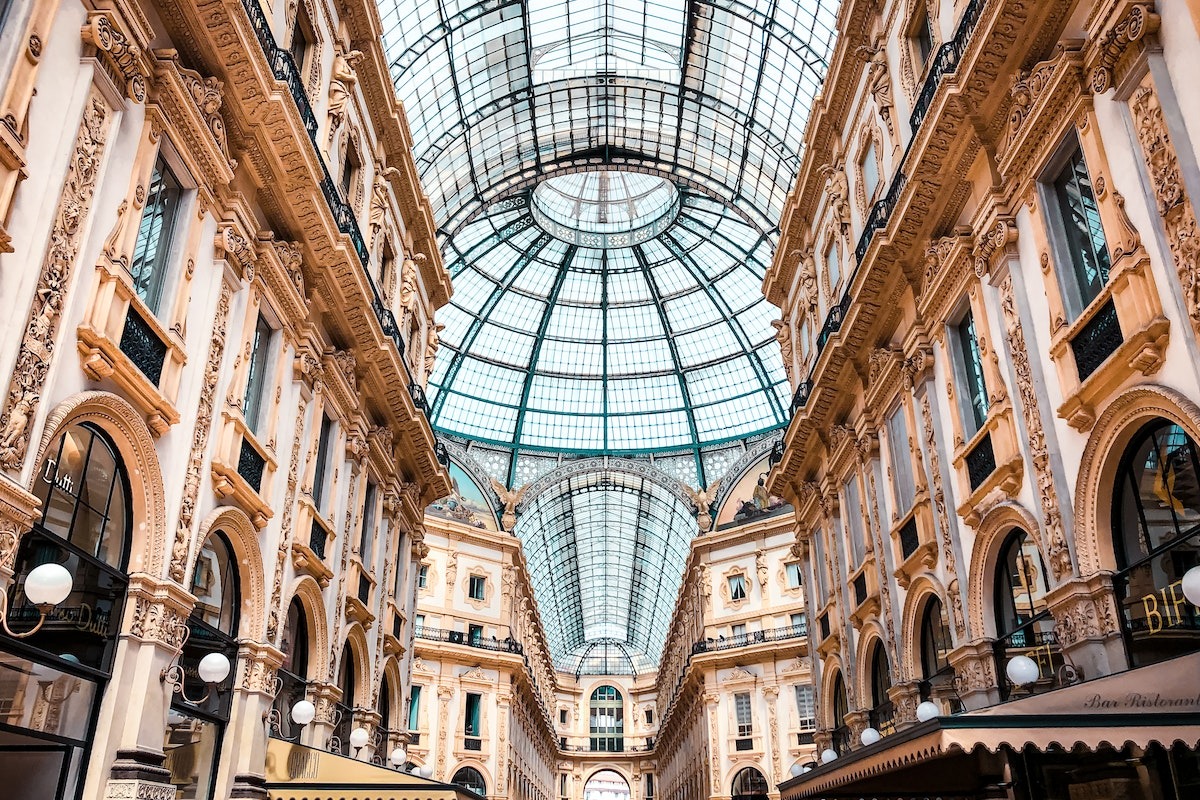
[996,45,1085,177]
[0,478,38,572]
[516,456,692,512]
[266,394,308,644]
[81,11,152,102]
[149,52,235,186]
[1085,2,1159,94]
[711,435,777,513]
[0,91,111,472]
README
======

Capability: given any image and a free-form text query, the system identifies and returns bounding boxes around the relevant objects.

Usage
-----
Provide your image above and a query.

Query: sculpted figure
[822,163,852,233]
[771,319,793,383]
[423,322,444,386]
[326,50,363,143]
[685,480,722,532]
[490,478,530,532]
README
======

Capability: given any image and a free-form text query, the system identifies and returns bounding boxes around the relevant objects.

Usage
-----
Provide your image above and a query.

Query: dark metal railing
[899,517,921,560]
[237,0,437,419]
[237,437,267,492]
[120,307,167,385]
[309,518,327,560]
[964,431,996,491]
[1071,298,1122,382]
[391,613,402,639]
[910,0,987,132]
[868,700,895,736]
[993,614,1062,701]
[691,623,807,654]
[853,573,868,607]
[790,380,813,413]
[414,625,524,654]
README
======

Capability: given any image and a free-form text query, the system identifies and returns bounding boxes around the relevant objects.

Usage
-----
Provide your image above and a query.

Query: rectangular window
[341,145,361,203]
[861,144,879,202]
[825,243,840,294]
[312,413,335,511]
[812,525,826,601]
[561,775,569,797]
[798,317,810,360]
[359,481,377,561]
[408,685,422,730]
[289,7,311,74]
[559,709,569,725]
[130,155,184,315]
[468,624,483,644]
[731,623,746,638]
[785,562,803,589]
[414,614,424,633]
[734,692,753,737]
[417,564,428,588]
[1049,144,1111,313]
[914,10,934,65]
[728,574,747,601]
[886,406,916,516]
[242,315,274,434]
[844,474,866,566]
[954,309,989,433]
[644,707,654,725]
[794,685,816,731]
[468,575,486,601]
[645,775,655,800]
[791,612,807,634]
[464,693,481,736]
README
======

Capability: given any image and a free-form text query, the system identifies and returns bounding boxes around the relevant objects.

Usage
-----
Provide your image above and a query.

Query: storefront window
[1112,420,1200,667]
[1,424,131,800]
[993,530,1060,698]
[270,600,310,740]
[918,596,958,708]
[868,643,894,735]
[830,672,849,754]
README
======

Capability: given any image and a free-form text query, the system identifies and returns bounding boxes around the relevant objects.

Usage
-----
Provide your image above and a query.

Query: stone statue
[793,247,819,316]
[685,480,722,532]
[822,162,852,234]
[771,319,794,383]
[369,174,389,240]
[327,49,363,144]
[490,478,530,532]
[755,549,768,589]
[858,39,895,137]
[423,322,444,387]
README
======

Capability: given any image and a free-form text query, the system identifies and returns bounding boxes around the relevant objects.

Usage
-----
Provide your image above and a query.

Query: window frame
[734,691,753,737]
[950,305,989,436]
[242,314,276,436]
[468,574,487,601]
[129,150,192,317]
[311,412,336,512]
[1038,136,1113,320]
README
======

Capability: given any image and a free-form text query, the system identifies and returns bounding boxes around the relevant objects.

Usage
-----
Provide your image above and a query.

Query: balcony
[963,431,997,492]
[691,623,808,654]
[414,625,524,654]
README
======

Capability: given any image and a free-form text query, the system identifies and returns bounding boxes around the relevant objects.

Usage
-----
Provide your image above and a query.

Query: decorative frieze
[916,395,965,639]
[0,91,111,471]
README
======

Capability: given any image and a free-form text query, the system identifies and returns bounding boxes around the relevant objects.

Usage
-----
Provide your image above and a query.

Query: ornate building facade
[766,0,1200,796]
[0,0,451,797]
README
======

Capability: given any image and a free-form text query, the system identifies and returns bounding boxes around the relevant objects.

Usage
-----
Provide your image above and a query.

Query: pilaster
[947,639,1000,710]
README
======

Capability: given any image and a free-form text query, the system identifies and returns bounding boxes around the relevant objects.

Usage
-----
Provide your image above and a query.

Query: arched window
[918,596,955,704]
[333,646,357,753]
[830,672,849,754]
[165,532,240,799]
[730,767,769,800]
[1,423,133,799]
[270,599,310,740]
[1113,420,1200,666]
[868,642,894,735]
[453,767,487,796]
[993,529,1056,696]
[589,685,624,752]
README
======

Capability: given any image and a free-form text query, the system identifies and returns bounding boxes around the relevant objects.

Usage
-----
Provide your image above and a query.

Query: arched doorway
[0,423,133,799]
[994,528,1058,697]
[1112,419,1200,666]
[269,598,310,740]
[730,767,769,800]
[584,769,630,800]
[453,766,488,796]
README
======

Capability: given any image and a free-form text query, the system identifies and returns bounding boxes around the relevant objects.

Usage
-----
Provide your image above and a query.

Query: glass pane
[956,310,988,432]
[130,156,184,314]
[190,534,239,635]
[1053,146,1111,309]
[243,316,273,434]
[164,712,221,800]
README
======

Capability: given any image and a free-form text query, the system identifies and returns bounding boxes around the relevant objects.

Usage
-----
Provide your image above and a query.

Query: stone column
[220,641,284,800]
[886,681,920,728]
[90,575,196,800]
[309,681,342,751]
[0,477,38,591]
[1046,572,1126,681]
[947,640,1000,710]
[351,708,382,760]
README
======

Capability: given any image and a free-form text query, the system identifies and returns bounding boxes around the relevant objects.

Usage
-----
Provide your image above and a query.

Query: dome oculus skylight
[531,171,680,248]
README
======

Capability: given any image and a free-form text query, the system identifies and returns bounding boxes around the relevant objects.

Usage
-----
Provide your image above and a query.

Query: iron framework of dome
[379,0,842,668]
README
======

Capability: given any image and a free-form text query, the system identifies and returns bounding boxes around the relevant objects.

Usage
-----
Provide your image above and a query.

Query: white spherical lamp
[800,765,811,775]
[197,652,231,684]
[290,699,316,726]
[350,727,370,750]
[419,764,434,778]
[789,763,803,777]
[24,563,73,606]
[1006,654,1040,686]
[390,747,407,767]
[860,727,881,746]
[1183,566,1200,606]
[916,701,940,722]
[820,748,838,764]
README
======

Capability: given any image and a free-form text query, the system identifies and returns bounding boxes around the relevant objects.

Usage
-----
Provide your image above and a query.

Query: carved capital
[1088,3,1160,94]
[81,12,150,102]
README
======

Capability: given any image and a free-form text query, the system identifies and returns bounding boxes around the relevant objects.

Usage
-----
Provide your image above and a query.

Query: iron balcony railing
[692,623,808,654]
[785,0,990,421]
[414,625,524,654]
[238,0,447,452]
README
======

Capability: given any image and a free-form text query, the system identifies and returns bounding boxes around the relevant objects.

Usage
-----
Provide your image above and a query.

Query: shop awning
[780,651,1200,799]
[264,739,480,800]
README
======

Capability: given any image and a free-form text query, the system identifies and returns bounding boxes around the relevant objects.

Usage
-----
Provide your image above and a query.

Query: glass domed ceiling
[426,178,791,456]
